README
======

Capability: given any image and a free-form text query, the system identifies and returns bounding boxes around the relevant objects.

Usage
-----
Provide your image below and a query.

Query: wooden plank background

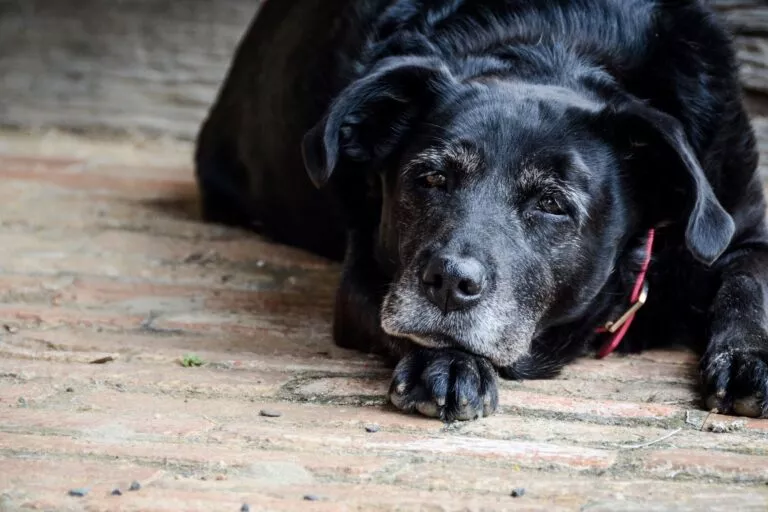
[0,0,765,140]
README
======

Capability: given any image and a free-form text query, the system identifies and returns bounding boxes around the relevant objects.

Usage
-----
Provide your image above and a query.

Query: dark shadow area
[141,190,202,223]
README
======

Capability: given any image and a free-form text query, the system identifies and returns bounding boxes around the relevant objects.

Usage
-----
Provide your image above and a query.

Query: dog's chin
[381,322,532,367]
[380,289,534,367]
[381,306,530,367]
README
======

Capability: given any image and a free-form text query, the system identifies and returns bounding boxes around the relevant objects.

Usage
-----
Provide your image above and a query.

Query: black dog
[196,0,767,421]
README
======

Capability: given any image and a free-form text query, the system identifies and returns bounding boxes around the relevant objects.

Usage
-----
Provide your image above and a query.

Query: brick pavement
[0,130,767,511]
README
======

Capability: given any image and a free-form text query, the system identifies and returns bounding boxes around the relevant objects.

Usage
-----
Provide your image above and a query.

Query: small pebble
[129,481,141,491]
[303,494,320,501]
[111,488,122,496]
[259,409,282,418]
[510,488,526,498]
[241,504,251,512]
[183,251,205,263]
[89,355,115,365]
[68,488,89,497]
[364,424,380,433]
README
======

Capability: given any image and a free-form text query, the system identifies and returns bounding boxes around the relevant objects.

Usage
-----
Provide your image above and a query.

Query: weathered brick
[294,376,389,398]
[385,466,768,510]
[216,402,449,434]
[0,305,334,346]
[0,274,335,321]
[207,423,618,471]
[0,232,338,296]
[0,304,146,331]
[90,230,333,270]
[3,456,765,512]
[366,433,618,469]
[0,228,334,274]
[0,460,549,512]
[640,449,768,481]
[559,355,698,383]
[0,380,62,407]
[513,377,698,405]
[0,360,292,400]
[0,153,194,197]
[0,432,393,480]
[498,388,684,423]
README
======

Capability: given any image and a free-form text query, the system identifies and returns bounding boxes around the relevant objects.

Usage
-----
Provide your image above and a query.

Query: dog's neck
[594,229,655,357]
[576,229,657,345]
[504,229,657,379]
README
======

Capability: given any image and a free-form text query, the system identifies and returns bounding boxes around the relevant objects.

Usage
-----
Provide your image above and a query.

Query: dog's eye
[537,194,566,215]
[418,172,447,189]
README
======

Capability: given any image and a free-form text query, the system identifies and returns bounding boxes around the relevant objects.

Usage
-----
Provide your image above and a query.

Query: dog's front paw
[388,349,498,422]
[702,340,768,418]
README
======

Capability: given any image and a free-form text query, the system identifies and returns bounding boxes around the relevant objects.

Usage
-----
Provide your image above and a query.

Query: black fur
[196,0,768,421]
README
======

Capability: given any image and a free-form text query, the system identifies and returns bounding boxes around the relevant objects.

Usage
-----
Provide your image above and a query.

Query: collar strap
[596,229,655,359]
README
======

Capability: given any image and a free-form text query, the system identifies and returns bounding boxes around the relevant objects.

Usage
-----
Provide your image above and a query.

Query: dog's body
[197,0,768,420]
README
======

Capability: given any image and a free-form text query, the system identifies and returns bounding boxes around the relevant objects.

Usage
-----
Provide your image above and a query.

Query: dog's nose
[421,254,488,312]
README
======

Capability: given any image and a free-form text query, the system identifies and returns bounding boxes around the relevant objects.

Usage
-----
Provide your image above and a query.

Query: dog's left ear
[604,100,735,265]
[302,58,454,189]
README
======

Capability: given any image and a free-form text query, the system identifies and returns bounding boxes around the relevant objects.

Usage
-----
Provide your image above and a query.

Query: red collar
[596,229,655,358]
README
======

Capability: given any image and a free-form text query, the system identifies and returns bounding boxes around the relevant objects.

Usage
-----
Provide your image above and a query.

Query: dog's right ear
[302,58,454,188]
[597,99,735,265]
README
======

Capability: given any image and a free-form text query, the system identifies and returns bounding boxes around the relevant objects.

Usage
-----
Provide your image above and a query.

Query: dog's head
[302,58,734,370]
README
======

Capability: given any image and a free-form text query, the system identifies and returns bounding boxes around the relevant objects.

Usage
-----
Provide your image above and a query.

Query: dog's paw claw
[388,349,499,422]
[702,347,768,418]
